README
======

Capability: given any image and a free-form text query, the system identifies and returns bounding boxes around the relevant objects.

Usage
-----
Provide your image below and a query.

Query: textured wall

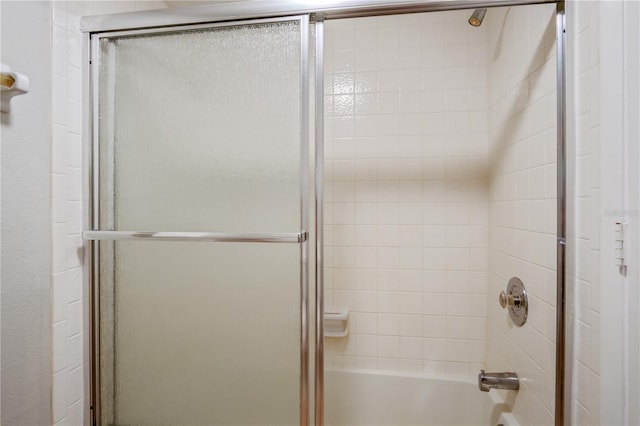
[1,1,52,425]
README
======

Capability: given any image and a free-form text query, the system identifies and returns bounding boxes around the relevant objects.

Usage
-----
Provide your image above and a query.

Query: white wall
[50,2,166,425]
[323,10,490,375]
[1,1,53,425]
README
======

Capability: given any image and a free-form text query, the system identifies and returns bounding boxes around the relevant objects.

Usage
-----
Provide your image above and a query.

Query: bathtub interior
[325,369,513,426]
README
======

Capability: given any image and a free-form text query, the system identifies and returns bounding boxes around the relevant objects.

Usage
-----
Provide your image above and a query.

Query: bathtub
[325,369,512,426]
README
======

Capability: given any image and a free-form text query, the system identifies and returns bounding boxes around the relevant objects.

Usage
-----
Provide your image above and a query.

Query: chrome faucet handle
[499,277,528,326]
[499,291,522,309]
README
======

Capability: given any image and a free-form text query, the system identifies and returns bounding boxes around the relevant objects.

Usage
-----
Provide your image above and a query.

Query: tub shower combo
[81,1,566,425]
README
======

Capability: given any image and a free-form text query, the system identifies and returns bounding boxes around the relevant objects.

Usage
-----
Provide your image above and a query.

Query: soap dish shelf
[324,309,349,338]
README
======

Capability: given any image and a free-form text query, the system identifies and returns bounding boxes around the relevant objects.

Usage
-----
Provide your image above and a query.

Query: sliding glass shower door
[88,17,311,426]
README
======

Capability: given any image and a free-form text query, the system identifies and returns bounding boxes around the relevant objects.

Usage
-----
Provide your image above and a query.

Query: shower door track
[82,2,568,425]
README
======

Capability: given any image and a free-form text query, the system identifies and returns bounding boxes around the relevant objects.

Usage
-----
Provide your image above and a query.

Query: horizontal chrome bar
[80,0,557,33]
[83,230,308,243]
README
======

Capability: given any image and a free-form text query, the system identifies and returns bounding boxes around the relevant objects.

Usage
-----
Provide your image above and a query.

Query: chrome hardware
[499,277,528,326]
[83,230,308,243]
[499,291,524,309]
[478,370,519,392]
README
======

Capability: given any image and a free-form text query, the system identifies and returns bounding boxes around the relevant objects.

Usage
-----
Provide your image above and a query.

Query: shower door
[87,16,311,426]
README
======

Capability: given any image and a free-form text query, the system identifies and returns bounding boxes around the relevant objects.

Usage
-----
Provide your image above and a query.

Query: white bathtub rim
[325,367,515,414]
[325,367,516,425]
[325,366,478,386]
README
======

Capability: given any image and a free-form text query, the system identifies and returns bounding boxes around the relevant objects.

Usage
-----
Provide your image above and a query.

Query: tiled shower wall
[323,11,490,375]
[484,4,558,425]
[323,8,561,423]
[50,3,166,425]
[570,0,601,424]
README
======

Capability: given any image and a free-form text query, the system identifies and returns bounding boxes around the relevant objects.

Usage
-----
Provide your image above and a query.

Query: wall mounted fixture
[499,277,528,326]
[1,63,29,113]
[478,370,520,392]
[468,8,487,26]
[324,309,348,338]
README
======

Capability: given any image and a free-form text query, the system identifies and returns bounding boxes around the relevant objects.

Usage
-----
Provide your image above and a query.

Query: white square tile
[423,338,446,360]
[400,314,423,336]
[355,225,378,246]
[398,47,422,69]
[52,124,68,175]
[66,201,83,235]
[356,334,378,357]
[356,290,379,312]
[67,301,83,337]
[68,366,83,405]
[66,167,83,202]
[356,247,377,268]
[400,337,423,359]
[67,399,84,426]
[378,292,399,314]
[52,272,68,323]
[356,269,378,291]
[378,313,400,335]
[52,321,68,373]
[446,340,469,362]
[399,291,423,314]
[52,75,68,126]
[355,312,378,334]
[378,270,398,291]
[378,335,400,357]
[422,271,447,293]
[52,174,68,224]
[52,224,68,274]
[52,370,69,423]
[354,28,377,50]
[66,267,83,303]
[421,45,445,68]
[423,293,447,315]
[67,333,83,371]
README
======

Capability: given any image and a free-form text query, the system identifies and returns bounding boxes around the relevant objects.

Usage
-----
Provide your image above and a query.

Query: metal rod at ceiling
[80,0,557,33]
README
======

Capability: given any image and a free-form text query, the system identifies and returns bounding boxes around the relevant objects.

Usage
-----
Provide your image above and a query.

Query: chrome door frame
[85,15,312,426]
[83,1,568,425]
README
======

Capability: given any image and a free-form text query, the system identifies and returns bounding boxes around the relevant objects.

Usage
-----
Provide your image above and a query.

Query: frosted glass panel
[99,241,300,425]
[99,20,301,232]
[95,18,306,426]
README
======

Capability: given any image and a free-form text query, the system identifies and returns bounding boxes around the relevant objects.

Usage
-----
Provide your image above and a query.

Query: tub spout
[478,370,519,392]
